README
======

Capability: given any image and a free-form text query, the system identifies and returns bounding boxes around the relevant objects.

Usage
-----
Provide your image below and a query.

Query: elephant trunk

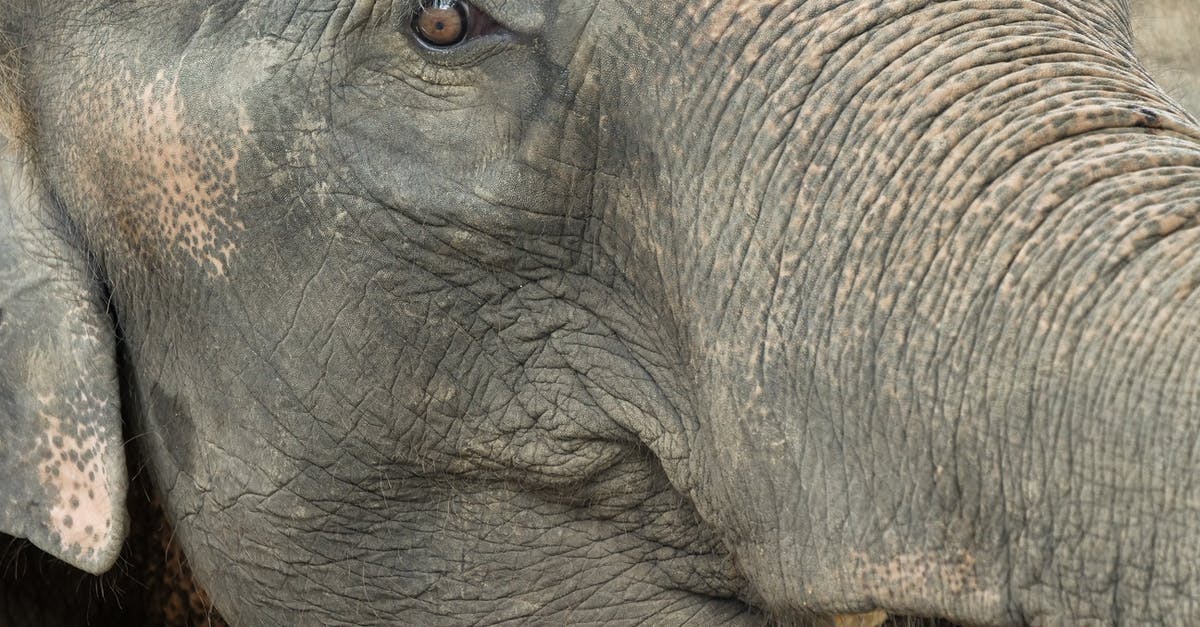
[608,0,1200,622]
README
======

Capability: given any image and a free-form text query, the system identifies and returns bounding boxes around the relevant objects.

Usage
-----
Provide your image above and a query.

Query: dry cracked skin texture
[0,2,1193,625]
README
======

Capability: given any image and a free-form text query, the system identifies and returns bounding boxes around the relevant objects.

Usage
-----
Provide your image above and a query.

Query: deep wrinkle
[1,1,1199,625]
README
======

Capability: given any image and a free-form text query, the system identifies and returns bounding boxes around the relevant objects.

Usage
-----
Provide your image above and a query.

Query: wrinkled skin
[3,0,1200,625]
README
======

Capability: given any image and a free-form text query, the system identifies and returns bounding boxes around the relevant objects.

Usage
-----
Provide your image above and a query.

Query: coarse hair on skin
[0,35,17,142]
[0,0,30,150]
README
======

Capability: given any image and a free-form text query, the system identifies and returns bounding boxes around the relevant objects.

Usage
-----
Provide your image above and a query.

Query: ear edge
[0,148,129,575]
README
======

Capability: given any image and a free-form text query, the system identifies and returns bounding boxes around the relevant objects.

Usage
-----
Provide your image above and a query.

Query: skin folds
[0,1,1199,625]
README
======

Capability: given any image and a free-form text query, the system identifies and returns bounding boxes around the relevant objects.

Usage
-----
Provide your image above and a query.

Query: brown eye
[412,0,473,48]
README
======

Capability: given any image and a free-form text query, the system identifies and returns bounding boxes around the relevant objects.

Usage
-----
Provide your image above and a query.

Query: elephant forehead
[63,66,244,277]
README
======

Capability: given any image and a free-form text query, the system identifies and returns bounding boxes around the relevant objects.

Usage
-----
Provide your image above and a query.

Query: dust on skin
[61,65,244,276]
[849,550,1001,611]
[34,401,113,565]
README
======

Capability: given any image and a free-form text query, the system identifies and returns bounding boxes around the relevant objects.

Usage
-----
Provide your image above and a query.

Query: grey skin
[3,0,1200,624]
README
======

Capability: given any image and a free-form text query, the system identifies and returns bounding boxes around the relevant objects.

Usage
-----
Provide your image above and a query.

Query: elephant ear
[0,145,128,574]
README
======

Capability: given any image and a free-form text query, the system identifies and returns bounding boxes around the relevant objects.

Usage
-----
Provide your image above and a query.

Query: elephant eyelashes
[411,0,498,48]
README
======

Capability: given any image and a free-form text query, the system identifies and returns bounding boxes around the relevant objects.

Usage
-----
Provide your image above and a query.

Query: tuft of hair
[0,43,14,139]
[0,0,27,149]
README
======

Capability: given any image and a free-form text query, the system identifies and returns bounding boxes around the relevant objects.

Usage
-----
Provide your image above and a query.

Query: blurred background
[1133,0,1200,117]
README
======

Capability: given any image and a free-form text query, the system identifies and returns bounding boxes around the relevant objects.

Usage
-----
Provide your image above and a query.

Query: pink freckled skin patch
[848,550,1002,612]
[36,410,114,563]
[132,73,242,275]
[0,153,126,574]
[54,63,245,278]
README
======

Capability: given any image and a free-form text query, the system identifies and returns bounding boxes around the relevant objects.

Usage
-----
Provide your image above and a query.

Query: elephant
[2,0,1200,624]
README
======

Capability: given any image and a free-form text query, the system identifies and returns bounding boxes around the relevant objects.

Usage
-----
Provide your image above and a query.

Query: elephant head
[3,0,1200,624]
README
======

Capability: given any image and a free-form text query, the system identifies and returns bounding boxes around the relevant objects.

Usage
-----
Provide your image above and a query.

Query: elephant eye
[411,0,498,49]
